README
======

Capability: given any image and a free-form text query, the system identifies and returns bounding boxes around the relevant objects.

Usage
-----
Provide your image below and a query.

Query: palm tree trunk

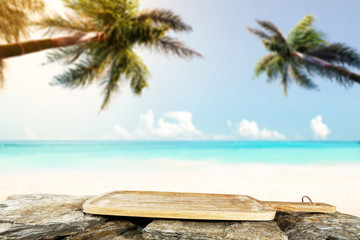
[0,32,99,59]
[291,51,360,85]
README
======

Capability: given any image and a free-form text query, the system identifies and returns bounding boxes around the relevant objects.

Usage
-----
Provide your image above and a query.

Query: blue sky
[0,0,359,140]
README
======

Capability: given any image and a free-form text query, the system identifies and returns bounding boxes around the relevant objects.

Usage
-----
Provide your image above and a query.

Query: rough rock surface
[65,220,140,240]
[1,194,360,240]
[276,212,360,240]
[143,220,287,240]
[0,194,106,239]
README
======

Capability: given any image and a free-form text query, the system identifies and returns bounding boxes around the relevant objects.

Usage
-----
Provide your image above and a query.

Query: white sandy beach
[1,163,360,216]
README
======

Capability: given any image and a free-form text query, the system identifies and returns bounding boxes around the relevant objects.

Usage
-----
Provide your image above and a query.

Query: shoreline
[1,163,360,216]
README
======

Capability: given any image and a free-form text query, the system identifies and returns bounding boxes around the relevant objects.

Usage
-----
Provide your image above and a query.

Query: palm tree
[0,0,44,43]
[0,0,44,88]
[0,0,201,110]
[246,15,360,95]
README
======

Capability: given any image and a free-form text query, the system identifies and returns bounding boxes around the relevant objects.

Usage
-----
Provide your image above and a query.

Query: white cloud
[114,125,132,140]
[136,110,155,138]
[311,116,331,140]
[136,110,203,140]
[237,120,286,140]
[25,128,38,140]
[22,111,291,141]
[21,110,203,141]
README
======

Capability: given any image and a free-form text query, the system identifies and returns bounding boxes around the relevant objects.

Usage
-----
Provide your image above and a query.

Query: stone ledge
[0,194,359,240]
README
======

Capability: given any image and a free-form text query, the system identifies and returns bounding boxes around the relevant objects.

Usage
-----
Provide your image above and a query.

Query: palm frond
[288,29,326,52]
[16,0,44,11]
[100,69,120,110]
[264,55,283,81]
[100,53,124,110]
[47,45,87,64]
[52,47,111,88]
[308,43,360,69]
[0,7,26,42]
[0,0,44,42]
[256,20,286,43]
[303,61,354,87]
[61,0,138,26]
[52,60,98,88]
[257,54,289,94]
[123,50,150,94]
[287,15,326,52]
[36,13,96,35]
[280,64,289,96]
[136,9,192,32]
[289,65,317,89]
[100,50,150,110]
[148,36,202,59]
[245,26,271,40]
[41,0,200,111]
[254,54,276,76]
[61,0,113,28]
[262,40,290,55]
[288,15,314,39]
[126,52,150,95]
[250,14,360,94]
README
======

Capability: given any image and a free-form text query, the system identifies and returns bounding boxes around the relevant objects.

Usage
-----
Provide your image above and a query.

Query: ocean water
[0,141,359,171]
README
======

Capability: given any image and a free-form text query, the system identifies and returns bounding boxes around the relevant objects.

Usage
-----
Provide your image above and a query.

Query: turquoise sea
[0,141,359,171]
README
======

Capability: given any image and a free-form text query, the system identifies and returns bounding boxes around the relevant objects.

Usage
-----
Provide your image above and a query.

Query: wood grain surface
[261,201,336,213]
[83,191,336,221]
[83,191,276,221]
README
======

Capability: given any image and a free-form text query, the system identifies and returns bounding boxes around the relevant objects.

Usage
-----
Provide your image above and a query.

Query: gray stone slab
[276,212,360,240]
[143,220,288,240]
[1,194,360,240]
[65,220,139,240]
[0,194,105,239]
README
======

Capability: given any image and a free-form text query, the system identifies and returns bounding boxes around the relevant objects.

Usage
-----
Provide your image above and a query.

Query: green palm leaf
[149,36,202,59]
[264,55,283,81]
[303,61,354,87]
[47,45,87,64]
[100,49,150,110]
[244,26,271,41]
[288,15,315,40]
[280,63,290,96]
[38,0,200,110]
[256,20,286,43]
[289,65,317,89]
[308,43,360,69]
[286,15,326,53]
[254,54,277,77]
[52,45,112,88]
[248,14,360,94]
[37,13,96,35]
[136,9,192,32]
[0,0,44,43]
[101,55,123,111]
[124,51,149,94]
[0,0,45,88]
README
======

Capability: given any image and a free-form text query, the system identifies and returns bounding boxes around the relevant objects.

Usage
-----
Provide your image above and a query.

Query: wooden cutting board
[83,191,336,221]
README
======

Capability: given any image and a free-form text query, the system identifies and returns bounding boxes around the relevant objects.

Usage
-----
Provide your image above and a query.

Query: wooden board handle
[260,201,336,213]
